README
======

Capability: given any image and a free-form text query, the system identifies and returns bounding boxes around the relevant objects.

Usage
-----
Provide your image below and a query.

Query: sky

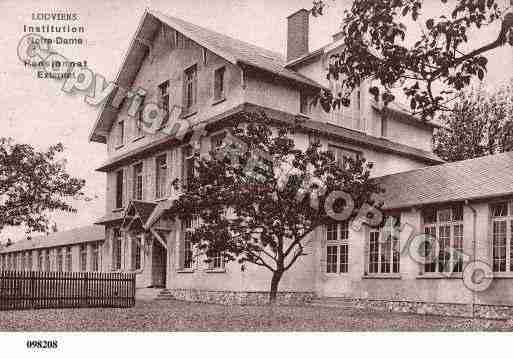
[0,0,512,242]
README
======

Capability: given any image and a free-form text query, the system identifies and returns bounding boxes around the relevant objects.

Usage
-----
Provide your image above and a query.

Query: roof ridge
[149,9,285,62]
[377,150,513,180]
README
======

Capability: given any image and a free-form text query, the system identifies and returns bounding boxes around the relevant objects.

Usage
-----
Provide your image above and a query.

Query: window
[328,145,360,169]
[381,117,388,137]
[156,154,168,199]
[300,91,309,115]
[132,237,141,271]
[133,163,143,201]
[112,229,122,270]
[325,221,349,274]
[368,216,400,275]
[20,253,25,272]
[211,132,226,156]
[184,64,197,110]
[44,250,50,272]
[422,206,464,274]
[26,252,32,271]
[209,251,224,270]
[116,120,125,147]
[65,247,72,272]
[38,251,43,271]
[159,80,170,127]
[56,248,63,272]
[80,244,87,272]
[181,218,195,270]
[182,145,195,188]
[91,243,100,272]
[490,202,513,272]
[328,89,361,130]
[115,169,124,209]
[213,67,225,101]
[135,96,145,138]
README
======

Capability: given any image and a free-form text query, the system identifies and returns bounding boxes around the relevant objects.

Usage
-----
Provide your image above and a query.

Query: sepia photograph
[1,0,513,355]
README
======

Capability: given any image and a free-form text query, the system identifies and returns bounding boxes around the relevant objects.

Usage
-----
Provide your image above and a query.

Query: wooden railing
[0,271,136,311]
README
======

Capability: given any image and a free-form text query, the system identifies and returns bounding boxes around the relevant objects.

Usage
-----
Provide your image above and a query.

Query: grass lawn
[0,299,512,331]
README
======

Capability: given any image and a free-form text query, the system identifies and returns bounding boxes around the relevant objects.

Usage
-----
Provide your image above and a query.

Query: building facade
[89,8,441,293]
[0,226,104,273]
[4,9,513,319]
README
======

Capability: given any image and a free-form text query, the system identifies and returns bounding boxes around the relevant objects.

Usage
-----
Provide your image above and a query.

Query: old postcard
[1,0,513,355]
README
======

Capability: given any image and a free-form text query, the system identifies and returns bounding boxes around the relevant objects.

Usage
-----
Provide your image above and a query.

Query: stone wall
[327,297,513,320]
[169,288,315,306]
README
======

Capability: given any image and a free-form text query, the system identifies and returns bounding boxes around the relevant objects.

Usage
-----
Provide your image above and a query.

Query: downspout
[465,200,477,319]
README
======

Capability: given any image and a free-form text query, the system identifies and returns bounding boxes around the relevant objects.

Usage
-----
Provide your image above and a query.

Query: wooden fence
[0,271,136,311]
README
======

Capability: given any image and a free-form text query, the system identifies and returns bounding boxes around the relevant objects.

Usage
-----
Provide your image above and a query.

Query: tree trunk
[269,270,283,304]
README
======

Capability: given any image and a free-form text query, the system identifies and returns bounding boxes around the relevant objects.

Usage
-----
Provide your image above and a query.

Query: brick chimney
[287,9,310,62]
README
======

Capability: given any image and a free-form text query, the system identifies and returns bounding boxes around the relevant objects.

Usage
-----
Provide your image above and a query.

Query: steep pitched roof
[377,151,513,210]
[149,10,322,89]
[123,200,158,226]
[89,9,324,143]
[0,226,105,254]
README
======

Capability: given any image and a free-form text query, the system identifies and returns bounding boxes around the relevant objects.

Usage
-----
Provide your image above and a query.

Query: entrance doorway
[152,239,167,288]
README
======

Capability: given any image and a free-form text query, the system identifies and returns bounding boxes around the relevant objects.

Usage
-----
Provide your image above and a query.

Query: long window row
[0,243,102,272]
[114,132,224,209]
[325,206,466,276]
[114,153,170,209]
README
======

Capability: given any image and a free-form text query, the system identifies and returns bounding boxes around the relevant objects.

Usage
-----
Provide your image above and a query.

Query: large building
[0,226,104,273]
[3,9,513,319]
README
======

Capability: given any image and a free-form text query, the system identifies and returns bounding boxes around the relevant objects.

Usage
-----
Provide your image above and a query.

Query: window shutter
[168,149,176,195]
[126,166,133,202]
[177,225,184,270]
[363,227,370,275]
[320,225,327,275]
[177,147,184,182]
[143,158,154,201]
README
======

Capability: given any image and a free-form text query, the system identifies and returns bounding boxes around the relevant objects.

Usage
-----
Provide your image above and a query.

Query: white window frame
[422,206,464,274]
[208,250,225,271]
[112,229,122,271]
[182,145,195,188]
[116,119,125,147]
[65,247,72,272]
[325,221,349,274]
[181,217,198,270]
[56,248,63,272]
[327,144,361,169]
[80,244,87,272]
[299,91,310,115]
[155,154,168,199]
[91,242,100,272]
[367,216,401,275]
[213,66,226,101]
[26,252,32,271]
[490,201,513,273]
[328,88,361,131]
[132,162,144,201]
[184,64,197,111]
